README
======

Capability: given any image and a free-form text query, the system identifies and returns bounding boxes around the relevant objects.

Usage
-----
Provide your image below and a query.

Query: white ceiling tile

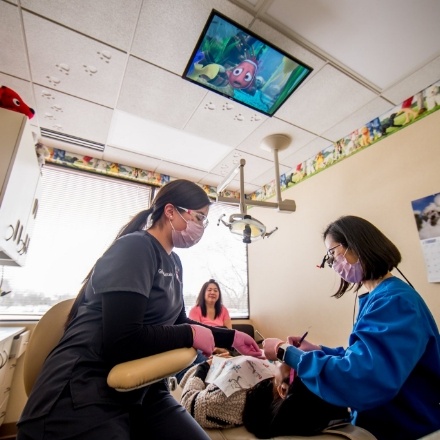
[0,2,31,80]
[155,161,209,182]
[33,87,113,144]
[211,150,273,184]
[20,0,142,51]
[23,12,127,108]
[322,96,393,142]
[275,64,377,134]
[381,56,440,105]
[102,146,161,172]
[131,0,254,75]
[117,57,207,129]
[281,136,331,170]
[107,110,233,171]
[199,172,230,189]
[250,163,291,187]
[184,92,267,146]
[250,19,325,73]
[266,0,440,90]
[237,117,317,160]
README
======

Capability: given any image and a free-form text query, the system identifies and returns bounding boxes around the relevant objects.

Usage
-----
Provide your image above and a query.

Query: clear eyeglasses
[177,206,209,228]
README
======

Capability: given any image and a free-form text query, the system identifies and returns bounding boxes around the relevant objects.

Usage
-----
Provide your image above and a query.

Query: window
[0,166,249,318]
[175,202,249,318]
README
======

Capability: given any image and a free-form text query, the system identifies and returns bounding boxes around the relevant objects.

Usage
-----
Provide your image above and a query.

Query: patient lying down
[180,355,350,438]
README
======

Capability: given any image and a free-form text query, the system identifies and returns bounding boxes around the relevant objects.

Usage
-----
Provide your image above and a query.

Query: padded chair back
[232,323,263,344]
[23,298,74,396]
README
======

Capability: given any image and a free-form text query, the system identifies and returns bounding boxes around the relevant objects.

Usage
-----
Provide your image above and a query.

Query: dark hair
[65,179,211,328]
[323,215,401,298]
[195,279,223,319]
[242,378,277,438]
[243,376,351,438]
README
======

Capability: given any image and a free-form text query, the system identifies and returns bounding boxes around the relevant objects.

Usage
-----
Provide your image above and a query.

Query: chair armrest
[107,347,197,392]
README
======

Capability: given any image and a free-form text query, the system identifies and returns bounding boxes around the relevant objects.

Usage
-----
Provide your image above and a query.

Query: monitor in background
[182,9,313,117]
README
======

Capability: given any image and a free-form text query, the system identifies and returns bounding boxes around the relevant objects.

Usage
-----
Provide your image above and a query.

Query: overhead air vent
[40,128,105,152]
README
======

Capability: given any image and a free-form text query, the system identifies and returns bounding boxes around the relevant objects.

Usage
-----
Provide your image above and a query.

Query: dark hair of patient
[195,279,223,319]
[243,376,350,439]
[65,179,211,329]
[242,378,277,439]
[323,215,401,298]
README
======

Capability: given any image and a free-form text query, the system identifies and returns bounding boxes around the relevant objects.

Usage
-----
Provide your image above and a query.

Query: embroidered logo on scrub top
[158,268,173,277]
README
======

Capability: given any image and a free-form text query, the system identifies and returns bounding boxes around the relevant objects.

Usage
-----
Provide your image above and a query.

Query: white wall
[248,111,440,347]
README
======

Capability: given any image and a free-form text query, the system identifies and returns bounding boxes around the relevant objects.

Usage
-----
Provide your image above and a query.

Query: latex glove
[288,335,320,352]
[232,331,263,357]
[190,325,215,357]
[262,337,284,361]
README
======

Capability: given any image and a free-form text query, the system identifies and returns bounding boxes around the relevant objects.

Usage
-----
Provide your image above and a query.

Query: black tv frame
[182,9,313,117]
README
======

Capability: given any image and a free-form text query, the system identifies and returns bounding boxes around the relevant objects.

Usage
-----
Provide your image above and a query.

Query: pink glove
[190,325,215,357]
[232,331,263,357]
[262,338,284,361]
[288,335,320,352]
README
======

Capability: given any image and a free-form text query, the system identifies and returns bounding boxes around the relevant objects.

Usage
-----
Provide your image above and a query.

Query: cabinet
[0,108,41,266]
[0,327,27,427]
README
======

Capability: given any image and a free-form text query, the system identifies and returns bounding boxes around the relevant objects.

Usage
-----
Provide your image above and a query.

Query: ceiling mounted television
[182,10,313,117]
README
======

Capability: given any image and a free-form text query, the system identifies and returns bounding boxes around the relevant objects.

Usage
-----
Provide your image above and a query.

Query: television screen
[182,10,313,117]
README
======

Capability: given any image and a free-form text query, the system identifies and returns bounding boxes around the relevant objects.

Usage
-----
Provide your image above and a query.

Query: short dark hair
[242,378,276,438]
[243,376,351,438]
[323,215,401,298]
[195,279,223,318]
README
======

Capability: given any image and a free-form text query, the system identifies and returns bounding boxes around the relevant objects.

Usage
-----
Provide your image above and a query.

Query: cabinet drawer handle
[5,224,14,241]
[18,239,26,254]
[17,224,23,243]
[13,220,20,241]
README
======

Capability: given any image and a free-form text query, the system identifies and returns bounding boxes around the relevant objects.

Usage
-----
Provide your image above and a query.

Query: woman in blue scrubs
[264,215,440,440]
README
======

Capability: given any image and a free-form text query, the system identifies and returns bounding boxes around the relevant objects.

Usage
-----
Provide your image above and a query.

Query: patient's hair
[243,376,351,439]
[242,378,278,438]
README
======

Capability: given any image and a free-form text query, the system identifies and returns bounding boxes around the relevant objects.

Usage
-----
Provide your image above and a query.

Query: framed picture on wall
[411,192,440,282]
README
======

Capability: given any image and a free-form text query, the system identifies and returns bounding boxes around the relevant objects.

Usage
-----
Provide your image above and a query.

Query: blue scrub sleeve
[283,345,305,370]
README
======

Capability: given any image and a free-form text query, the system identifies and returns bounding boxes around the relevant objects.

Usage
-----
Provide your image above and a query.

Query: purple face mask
[170,211,204,248]
[332,250,363,283]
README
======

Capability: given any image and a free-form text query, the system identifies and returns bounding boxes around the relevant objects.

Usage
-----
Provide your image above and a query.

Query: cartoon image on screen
[182,10,313,117]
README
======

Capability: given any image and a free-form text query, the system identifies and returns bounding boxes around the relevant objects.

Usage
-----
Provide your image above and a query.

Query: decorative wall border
[250,80,440,202]
[40,80,439,201]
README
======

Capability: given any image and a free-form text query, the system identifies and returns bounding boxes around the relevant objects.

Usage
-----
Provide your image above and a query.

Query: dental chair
[22,299,378,440]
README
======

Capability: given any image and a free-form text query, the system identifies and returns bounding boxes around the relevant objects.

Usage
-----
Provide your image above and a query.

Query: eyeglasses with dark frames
[177,206,209,228]
[317,244,342,268]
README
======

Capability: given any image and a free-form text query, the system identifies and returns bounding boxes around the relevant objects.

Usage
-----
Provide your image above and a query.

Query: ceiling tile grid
[116,56,207,129]
[183,92,267,147]
[275,64,378,135]
[23,12,127,108]
[131,0,254,75]
[0,0,439,194]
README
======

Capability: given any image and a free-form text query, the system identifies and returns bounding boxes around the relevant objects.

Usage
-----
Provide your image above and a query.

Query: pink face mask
[332,249,363,283]
[170,211,204,248]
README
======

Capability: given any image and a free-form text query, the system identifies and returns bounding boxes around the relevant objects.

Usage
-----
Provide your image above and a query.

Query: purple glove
[262,338,283,361]
[190,325,214,357]
[232,331,263,357]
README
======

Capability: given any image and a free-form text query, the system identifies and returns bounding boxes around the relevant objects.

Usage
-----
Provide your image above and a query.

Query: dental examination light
[216,134,296,244]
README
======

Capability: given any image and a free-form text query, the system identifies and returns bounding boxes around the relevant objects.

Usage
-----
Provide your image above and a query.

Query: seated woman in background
[176,280,232,383]
[189,279,232,329]
[180,355,350,437]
